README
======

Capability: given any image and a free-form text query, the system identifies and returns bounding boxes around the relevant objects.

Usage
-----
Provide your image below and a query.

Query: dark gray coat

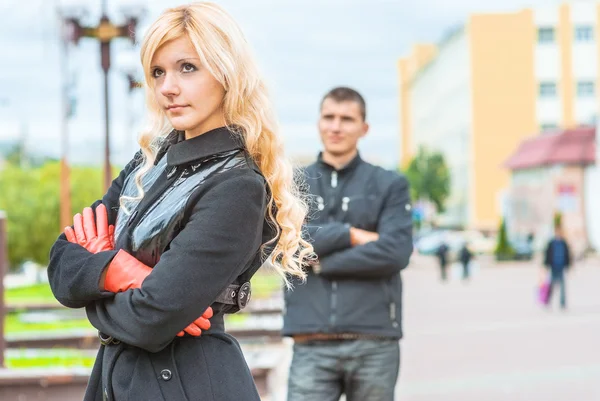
[283,153,413,339]
[48,127,273,401]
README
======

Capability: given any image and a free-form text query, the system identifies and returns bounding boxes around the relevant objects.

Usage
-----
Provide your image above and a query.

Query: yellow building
[399,1,600,230]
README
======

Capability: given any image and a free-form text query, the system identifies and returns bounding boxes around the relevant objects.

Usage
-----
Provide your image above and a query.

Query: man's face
[318,98,368,157]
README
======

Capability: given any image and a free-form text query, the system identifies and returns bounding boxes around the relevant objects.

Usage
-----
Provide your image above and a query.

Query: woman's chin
[168,119,193,131]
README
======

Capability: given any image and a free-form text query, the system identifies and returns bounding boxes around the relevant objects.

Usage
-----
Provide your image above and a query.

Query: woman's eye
[152,68,164,78]
[182,63,197,73]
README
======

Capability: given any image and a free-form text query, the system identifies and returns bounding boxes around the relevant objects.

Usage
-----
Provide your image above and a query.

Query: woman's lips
[167,105,188,112]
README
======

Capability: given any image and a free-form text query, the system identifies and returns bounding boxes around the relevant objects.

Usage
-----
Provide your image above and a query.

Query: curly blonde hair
[127,2,312,284]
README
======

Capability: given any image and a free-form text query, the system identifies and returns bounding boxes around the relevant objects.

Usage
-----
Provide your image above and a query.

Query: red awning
[505,126,596,171]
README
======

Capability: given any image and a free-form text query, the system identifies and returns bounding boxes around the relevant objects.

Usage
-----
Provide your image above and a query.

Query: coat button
[161,369,172,381]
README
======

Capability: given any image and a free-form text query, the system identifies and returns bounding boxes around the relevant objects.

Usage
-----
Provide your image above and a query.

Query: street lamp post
[63,2,140,191]
[58,9,73,231]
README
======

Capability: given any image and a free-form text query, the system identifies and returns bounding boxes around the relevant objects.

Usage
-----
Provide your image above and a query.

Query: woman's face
[150,36,226,139]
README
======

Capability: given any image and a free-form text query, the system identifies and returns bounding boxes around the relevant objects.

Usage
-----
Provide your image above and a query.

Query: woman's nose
[160,73,180,97]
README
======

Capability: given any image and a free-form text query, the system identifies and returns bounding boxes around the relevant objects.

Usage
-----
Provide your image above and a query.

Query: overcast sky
[0,0,558,168]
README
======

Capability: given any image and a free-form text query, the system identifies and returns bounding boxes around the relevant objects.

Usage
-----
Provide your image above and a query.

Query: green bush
[494,218,515,261]
[553,211,563,229]
[0,162,113,269]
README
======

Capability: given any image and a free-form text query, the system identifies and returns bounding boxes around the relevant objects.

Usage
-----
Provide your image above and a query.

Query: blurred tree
[0,163,39,269]
[403,146,451,213]
[494,218,515,261]
[0,162,108,269]
[3,141,58,168]
[4,141,26,167]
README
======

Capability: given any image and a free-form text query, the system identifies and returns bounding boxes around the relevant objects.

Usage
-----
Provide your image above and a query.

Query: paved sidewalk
[266,254,600,401]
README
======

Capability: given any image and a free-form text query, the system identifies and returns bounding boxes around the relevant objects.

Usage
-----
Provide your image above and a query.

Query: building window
[538,27,555,43]
[539,82,557,97]
[577,81,595,97]
[575,25,594,42]
[540,123,558,133]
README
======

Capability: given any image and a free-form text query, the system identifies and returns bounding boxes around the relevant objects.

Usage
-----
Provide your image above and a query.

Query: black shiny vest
[114,149,248,267]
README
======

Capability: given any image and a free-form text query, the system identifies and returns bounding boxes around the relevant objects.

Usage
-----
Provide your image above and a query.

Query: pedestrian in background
[436,240,449,282]
[543,224,571,310]
[459,242,473,281]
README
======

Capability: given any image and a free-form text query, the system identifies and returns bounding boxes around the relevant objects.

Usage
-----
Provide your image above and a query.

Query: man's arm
[305,222,352,258]
[317,175,413,279]
[300,164,352,258]
[565,241,572,269]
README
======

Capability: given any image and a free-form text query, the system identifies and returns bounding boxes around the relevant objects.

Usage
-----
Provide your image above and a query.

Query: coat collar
[317,151,362,173]
[165,126,244,167]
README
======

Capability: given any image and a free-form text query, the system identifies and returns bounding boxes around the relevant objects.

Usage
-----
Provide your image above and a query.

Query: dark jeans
[287,339,400,401]
[548,273,567,308]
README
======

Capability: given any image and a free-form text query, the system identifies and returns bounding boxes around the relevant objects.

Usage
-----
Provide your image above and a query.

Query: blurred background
[0,0,599,400]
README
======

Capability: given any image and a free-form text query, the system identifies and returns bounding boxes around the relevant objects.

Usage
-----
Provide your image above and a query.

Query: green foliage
[5,271,281,307]
[494,218,515,261]
[251,272,283,299]
[553,211,563,229]
[70,165,107,219]
[5,313,92,334]
[0,163,59,268]
[403,146,451,213]
[5,283,59,305]
[2,142,57,168]
[6,349,95,369]
[4,142,26,167]
[0,162,107,269]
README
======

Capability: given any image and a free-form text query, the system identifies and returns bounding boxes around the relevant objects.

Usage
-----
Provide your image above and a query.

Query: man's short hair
[320,87,366,121]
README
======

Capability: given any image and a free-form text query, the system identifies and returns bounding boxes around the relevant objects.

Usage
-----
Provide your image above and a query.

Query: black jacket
[47,127,273,401]
[282,153,413,339]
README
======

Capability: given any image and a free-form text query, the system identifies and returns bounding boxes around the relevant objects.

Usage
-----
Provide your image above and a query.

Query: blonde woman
[47,3,312,400]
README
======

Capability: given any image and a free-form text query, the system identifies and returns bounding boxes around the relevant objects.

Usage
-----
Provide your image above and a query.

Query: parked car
[416,229,496,260]
[416,230,464,261]
[511,238,534,260]
[415,230,447,255]
[462,230,496,255]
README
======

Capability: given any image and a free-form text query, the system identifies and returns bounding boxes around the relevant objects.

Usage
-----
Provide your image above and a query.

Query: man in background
[283,87,414,401]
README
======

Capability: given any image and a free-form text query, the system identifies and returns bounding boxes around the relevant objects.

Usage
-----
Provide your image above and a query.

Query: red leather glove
[105,250,213,336]
[176,307,213,337]
[64,204,115,253]
[65,205,212,337]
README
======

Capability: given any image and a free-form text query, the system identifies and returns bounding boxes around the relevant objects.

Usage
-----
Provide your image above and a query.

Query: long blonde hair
[128,2,312,284]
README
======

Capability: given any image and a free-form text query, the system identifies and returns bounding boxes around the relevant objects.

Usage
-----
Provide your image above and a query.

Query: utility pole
[58,10,72,229]
[126,73,143,154]
[62,0,141,191]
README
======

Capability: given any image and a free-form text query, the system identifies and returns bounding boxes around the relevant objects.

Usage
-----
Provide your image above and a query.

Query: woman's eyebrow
[151,57,201,69]
[175,57,201,63]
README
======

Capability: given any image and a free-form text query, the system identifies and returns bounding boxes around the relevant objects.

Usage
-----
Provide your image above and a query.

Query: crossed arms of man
[306,175,413,279]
